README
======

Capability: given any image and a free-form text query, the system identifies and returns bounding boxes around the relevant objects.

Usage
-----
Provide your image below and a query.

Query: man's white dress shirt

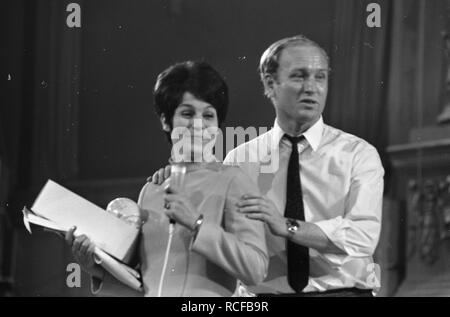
[224,116,384,294]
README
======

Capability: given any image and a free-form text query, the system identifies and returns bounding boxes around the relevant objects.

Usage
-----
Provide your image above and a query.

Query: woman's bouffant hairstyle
[153,61,229,135]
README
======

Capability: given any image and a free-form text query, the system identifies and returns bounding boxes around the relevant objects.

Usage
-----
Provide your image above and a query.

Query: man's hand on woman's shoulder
[147,165,171,185]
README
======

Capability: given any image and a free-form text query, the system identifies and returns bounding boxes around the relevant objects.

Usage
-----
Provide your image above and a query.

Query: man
[152,35,384,297]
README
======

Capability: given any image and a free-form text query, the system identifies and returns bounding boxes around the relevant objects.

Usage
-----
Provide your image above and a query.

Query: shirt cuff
[314,216,348,253]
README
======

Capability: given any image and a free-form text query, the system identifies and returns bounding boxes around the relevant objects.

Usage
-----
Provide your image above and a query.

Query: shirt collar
[271,116,324,152]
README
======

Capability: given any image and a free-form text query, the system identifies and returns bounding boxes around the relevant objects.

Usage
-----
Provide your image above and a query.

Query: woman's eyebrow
[178,103,215,111]
[178,103,194,109]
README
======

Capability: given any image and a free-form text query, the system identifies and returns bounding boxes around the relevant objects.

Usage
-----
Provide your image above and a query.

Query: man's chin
[294,110,321,124]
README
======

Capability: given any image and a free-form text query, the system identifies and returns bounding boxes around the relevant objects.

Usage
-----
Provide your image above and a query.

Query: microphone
[164,164,187,225]
[159,164,186,296]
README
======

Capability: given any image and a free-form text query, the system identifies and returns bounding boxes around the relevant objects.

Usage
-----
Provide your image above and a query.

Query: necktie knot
[284,134,305,145]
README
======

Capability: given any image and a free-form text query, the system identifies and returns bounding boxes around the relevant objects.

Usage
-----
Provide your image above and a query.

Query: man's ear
[160,114,171,132]
[263,74,276,98]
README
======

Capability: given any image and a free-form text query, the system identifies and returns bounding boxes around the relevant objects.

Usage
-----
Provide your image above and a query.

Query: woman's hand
[163,192,198,231]
[65,226,103,278]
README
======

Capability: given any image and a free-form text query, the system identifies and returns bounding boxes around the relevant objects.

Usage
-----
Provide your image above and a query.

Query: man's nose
[303,78,317,94]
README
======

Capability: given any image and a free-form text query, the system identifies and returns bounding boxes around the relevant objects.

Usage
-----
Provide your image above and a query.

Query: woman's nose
[188,117,205,131]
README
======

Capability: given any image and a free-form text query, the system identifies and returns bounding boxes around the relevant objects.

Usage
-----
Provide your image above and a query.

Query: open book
[22,180,143,292]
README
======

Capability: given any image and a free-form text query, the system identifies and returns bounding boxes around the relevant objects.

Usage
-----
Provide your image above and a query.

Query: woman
[66,61,268,296]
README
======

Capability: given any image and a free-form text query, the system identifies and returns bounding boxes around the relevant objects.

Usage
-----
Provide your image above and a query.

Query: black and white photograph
[0,0,449,300]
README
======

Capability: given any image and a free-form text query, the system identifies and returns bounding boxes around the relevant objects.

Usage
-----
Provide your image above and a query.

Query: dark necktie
[284,134,309,292]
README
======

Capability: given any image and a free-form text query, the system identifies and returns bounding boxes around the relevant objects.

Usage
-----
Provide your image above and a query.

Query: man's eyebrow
[289,67,329,72]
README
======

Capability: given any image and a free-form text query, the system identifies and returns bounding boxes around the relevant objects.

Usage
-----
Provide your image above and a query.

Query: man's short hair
[259,35,330,84]
[153,61,229,132]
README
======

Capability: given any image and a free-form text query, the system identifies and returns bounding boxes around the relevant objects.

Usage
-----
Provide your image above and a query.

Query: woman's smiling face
[171,91,219,133]
[166,91,219,162]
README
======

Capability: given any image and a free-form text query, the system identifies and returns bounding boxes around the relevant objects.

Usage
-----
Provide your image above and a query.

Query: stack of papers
[22,180,142,291]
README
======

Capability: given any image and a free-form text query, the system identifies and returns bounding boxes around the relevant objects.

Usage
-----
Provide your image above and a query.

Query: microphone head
[165,164,186,225]
[167,164,187,194]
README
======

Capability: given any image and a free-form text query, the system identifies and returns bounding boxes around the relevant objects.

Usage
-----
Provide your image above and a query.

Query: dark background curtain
[1,0,448,296]
[325,0,392,171]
